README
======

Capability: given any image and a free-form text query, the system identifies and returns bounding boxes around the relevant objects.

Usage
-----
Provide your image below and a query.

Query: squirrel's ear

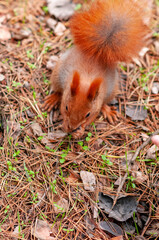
[87,78,102,101]
[71,71,80,96]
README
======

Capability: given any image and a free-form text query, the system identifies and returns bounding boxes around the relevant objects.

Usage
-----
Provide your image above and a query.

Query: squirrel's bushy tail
[70,0,148,66]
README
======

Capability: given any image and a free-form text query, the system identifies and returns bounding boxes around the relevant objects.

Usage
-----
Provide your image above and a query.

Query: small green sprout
[26,50,34,59]
[42,6,49,14]
[101,154,113,166]
[27,62,36,69]
[86,132,92,141]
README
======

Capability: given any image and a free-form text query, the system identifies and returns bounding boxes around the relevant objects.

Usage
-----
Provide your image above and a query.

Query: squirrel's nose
[62,121,71,133]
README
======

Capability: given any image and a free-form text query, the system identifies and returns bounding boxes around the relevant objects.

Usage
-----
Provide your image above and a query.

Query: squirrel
[43,0,147,138]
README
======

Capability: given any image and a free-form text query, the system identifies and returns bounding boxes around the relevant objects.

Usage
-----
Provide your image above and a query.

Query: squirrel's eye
[66,106,68,111]
[85,112,90,118]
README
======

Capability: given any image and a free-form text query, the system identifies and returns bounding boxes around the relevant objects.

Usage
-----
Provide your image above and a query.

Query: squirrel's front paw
[101,104,118,124]
[42,93,61,112]
[71,127,85,139]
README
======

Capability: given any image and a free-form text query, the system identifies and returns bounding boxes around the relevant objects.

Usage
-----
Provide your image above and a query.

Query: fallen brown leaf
[53,197,69,214]
[80,171,96,191]
[0,26,11,40]
[32,219,52,240]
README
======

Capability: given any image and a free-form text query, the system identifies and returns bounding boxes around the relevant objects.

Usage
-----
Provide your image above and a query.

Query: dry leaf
[11,226,19,239]
[100,221,123,237]
[145,229,159,237]
[65,171,79,184]
[0,26,11,40]
[146,144,159,160]
[92,138,103,150]
[134,236,146,240]
[80,171,96,191]
[41,136,55,149]
[122,218,136,234]
[5,121,21,140]
[93,206,98,219]
[141,133,149,142]
[98,193,137,222]
[31,122,43,136]
[131,171,148,184]
[32,219,51,240]
[114,176,122,186]
[126,105,147,121]
[53,197,69,214]
[48,131,67,140]
[85,216,95,238]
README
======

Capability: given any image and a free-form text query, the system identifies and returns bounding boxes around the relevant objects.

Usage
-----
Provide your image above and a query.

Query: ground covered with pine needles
[0,0,159,239]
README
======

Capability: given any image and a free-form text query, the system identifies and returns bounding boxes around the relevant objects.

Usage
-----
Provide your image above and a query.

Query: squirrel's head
[61,71,103,136]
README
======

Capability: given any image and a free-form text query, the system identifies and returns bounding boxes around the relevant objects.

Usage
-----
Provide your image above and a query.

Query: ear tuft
[71,71,80,96]
[87,78,102,101]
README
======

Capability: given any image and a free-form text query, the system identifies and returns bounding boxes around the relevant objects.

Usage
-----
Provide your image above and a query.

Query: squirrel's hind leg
[101,104,118,124]
[42,92,62,112]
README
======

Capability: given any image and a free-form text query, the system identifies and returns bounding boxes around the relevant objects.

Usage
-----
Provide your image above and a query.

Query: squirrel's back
[70,0,148,66]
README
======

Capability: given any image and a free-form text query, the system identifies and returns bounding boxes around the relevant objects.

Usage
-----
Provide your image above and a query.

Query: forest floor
[0,0,159,239]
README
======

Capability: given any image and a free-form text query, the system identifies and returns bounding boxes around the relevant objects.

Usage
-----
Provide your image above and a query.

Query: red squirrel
[43,0,147,138]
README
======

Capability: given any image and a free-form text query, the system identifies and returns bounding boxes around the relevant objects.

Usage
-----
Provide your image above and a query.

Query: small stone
[12,28,32,40]
[23,81,30,88]
[47,0,76,20]
[0,74,5,81]
[6,14,12,20]
[0,15,6,24]
[47,18,57,30]
[153,82,159,90]
[54,22,66,36]
[20,28,31,37]
[151,86,158,94]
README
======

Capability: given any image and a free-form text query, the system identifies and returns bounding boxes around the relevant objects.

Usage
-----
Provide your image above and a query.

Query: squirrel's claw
[42,93,61,112]
[71,127,85,139]
[101,104,118,124]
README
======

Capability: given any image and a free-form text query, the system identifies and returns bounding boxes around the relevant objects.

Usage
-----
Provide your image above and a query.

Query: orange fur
[71,71,80,96]
[44,0,148,138]
[70,0,148,66]
[87,78,102,100]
